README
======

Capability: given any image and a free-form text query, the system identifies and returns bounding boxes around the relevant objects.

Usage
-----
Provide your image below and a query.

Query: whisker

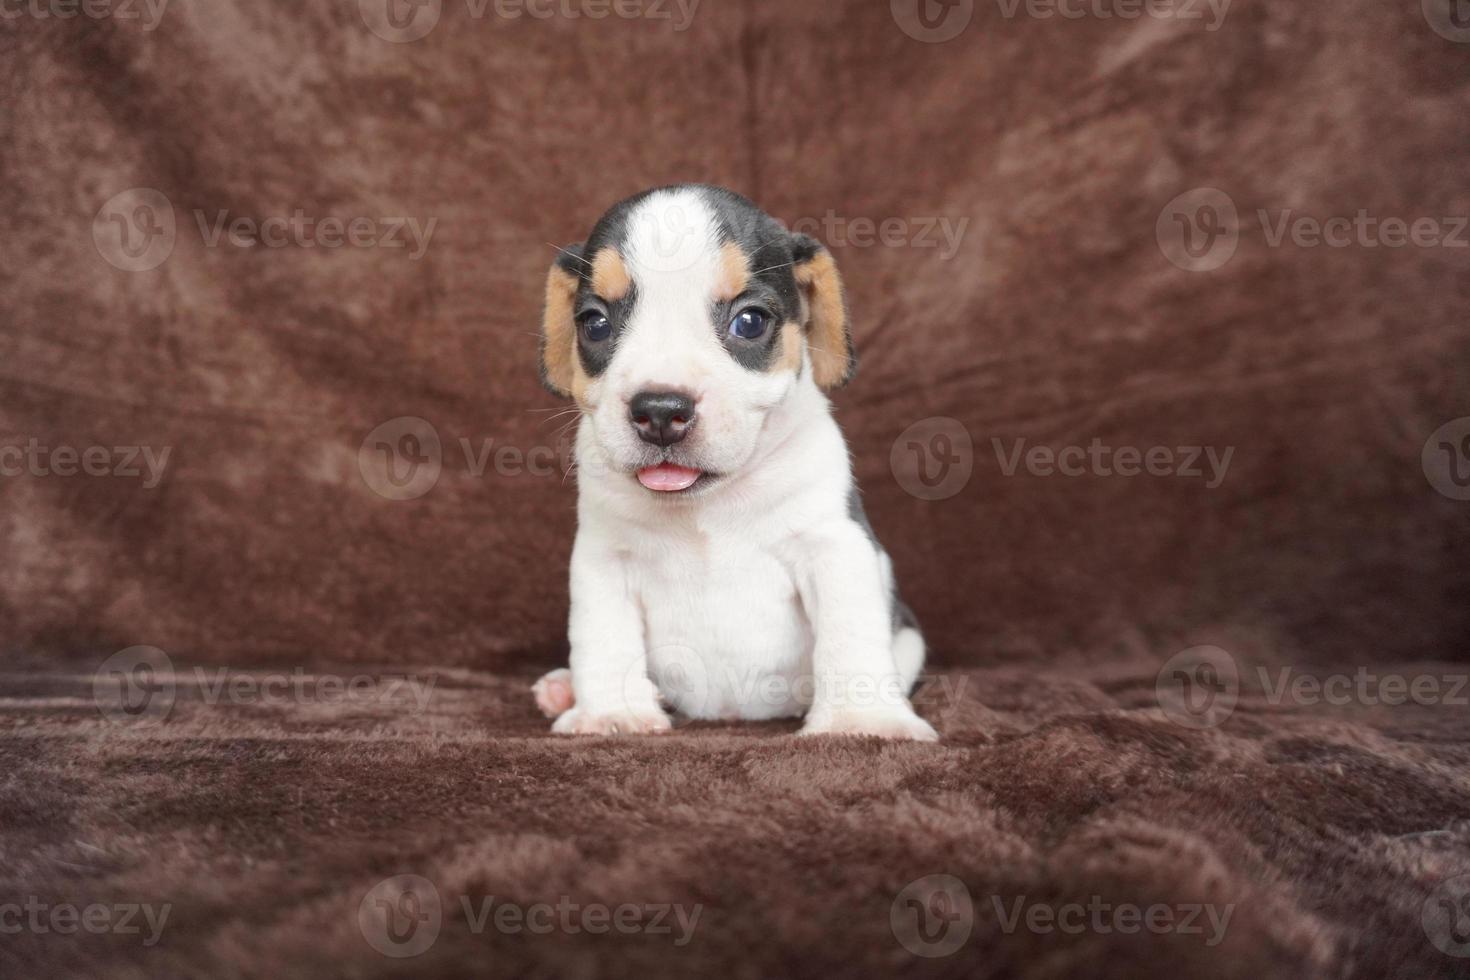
[547,242,591,267]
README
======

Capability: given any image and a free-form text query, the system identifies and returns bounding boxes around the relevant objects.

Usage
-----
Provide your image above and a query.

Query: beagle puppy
[532,185,936,741]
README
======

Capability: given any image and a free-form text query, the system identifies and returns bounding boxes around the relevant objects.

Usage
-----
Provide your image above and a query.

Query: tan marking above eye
[772,320,804,374]
[591,248,632,302]
[714,241,750,303]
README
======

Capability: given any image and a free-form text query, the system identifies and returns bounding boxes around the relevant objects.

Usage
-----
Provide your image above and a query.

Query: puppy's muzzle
[629,391,696,447]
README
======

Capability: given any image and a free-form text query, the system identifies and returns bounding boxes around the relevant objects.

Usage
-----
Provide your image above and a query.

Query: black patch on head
[562,185,811,381]
[700,187,805,375]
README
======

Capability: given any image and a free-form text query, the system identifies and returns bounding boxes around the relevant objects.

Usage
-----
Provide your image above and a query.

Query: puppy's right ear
[539,243,587,397]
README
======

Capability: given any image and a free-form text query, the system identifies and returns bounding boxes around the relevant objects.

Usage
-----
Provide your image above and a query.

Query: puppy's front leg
[797,525,938,742]
[552,533,671,736]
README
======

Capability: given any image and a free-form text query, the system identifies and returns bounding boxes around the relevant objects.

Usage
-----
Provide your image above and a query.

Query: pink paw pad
[532,669,575,718]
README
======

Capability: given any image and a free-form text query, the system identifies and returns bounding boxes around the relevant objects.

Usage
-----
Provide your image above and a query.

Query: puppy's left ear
[790,233,856,389]
[540,243,587,397]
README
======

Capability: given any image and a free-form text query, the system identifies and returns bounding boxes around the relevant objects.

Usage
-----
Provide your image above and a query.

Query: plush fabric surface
[5,2,1469,978]
[4,0,1467,669]
[2,659,1468,979]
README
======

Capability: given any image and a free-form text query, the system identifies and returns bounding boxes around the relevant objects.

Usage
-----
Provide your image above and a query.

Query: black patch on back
[847,487,920,635]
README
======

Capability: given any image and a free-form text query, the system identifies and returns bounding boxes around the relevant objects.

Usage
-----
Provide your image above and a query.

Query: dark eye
[579,311,611,343]
[728,308,770,341]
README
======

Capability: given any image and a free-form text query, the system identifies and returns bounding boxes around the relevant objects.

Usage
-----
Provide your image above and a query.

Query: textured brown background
[4,5,1470,980]
[4,0,1468,674]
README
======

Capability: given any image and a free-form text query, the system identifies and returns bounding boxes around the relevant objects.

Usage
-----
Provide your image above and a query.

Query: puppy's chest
[625,532,810,661]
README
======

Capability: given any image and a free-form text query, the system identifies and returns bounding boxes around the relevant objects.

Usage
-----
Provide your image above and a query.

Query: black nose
[629,391,696,447]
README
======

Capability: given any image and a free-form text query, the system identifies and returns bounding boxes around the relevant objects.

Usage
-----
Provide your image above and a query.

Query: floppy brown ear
[539,243,586,397]
[791,233,856,389]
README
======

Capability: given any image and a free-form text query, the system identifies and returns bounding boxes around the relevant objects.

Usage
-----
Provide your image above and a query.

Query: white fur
[545,189,935,741]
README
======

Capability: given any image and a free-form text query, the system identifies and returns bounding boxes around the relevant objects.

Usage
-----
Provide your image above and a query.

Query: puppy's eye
[728,308,770,341]
[579,311,612,343]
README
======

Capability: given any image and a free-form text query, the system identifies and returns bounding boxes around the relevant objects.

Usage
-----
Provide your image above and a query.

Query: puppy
[532,185,936,741]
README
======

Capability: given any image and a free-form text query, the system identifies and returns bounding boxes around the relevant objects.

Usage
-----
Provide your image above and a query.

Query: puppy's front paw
[551,704,672,736]
[532,668,575,719]
[799,706,938,742]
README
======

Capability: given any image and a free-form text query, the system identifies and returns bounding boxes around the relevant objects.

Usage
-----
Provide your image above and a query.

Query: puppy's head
[540,185,854,496]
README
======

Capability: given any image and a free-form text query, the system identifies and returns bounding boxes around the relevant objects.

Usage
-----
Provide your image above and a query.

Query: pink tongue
[637,463,703,492]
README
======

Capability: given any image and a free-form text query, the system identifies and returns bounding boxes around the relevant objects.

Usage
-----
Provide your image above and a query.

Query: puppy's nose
[629,391,696,447]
